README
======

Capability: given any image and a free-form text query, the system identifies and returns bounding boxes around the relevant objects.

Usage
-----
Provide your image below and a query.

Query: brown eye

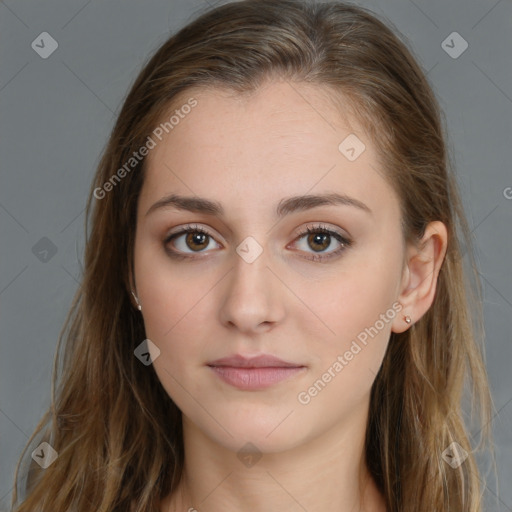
[307,232,331,252]
[292,225,352,262]
[164,225,221,257]
[185,232,210,251]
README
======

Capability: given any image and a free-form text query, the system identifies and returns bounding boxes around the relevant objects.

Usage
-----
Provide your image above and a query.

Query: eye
[291,224,352,262]
[164,224,221,258]
[163,223,352,262]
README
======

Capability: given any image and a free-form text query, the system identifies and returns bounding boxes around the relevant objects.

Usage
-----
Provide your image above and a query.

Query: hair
[10,1,494,511]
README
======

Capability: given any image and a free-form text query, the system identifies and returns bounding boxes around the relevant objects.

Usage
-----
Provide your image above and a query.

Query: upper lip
[207,354,304,368]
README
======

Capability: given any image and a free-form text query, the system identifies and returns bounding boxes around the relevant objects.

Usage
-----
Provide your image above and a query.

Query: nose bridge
[219,239,283,331]
[232,243,268,292]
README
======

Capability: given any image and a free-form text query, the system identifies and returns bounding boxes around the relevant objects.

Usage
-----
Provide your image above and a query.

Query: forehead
[147,80,361,161]
[139,80,396,222]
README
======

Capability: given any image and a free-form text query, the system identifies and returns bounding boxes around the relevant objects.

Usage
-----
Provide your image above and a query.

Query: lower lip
[208,366,306,390]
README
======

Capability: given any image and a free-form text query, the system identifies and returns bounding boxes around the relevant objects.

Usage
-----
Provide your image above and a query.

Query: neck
[161,400,386,512]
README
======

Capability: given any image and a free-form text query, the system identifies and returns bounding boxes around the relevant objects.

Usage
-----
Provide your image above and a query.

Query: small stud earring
[131,291,142,311]
[404,315,411,324]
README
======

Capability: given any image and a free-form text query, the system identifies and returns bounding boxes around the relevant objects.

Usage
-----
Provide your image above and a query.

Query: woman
[11,1,494,511]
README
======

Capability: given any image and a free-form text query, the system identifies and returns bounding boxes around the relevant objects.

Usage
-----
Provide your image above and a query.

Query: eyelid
[165,223,216,239]
[293,222,350,240]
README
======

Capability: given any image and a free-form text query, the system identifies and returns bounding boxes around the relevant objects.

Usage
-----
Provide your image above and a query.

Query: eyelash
[163,223,352,262]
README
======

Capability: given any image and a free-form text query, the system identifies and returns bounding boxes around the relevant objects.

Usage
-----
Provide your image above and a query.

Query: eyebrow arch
[145,192,372,218]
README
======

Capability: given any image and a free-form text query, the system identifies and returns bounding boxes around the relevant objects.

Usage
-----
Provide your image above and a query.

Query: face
[133,80,406,453]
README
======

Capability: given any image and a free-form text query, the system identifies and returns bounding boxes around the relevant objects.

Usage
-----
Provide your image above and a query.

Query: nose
[218,248,285,334]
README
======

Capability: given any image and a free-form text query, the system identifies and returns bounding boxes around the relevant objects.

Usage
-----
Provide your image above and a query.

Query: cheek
[134,233,215,337]
[133,242,225,396]
[294,244,403,346]
[293,283,399,421]
[291,244,403,407]
[136,271,216,366]
[138,269,214,406]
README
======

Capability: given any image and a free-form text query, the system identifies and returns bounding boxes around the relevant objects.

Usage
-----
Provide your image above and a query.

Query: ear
[392,221,448,333]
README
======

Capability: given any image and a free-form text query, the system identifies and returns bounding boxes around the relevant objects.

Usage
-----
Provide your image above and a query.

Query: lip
[207,354,306,390]
[208,354,303,368]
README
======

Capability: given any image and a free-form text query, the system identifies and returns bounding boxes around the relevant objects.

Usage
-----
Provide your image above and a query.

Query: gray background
[1,0,511,510]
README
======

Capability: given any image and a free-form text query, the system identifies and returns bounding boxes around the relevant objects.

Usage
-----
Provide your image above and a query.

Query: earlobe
[391,221,448,333]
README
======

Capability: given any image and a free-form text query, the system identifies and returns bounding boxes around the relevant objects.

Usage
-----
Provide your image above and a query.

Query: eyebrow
[145,192,372,218]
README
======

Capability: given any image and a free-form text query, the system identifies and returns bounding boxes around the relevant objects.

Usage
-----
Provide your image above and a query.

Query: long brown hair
[10,1,494,511]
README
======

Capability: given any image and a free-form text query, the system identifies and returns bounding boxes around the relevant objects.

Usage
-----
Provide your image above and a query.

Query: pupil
[309,233,329,252]
[187,232,208,251]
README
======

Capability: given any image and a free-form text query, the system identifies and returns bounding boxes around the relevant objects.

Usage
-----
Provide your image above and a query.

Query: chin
[186,406,312,455]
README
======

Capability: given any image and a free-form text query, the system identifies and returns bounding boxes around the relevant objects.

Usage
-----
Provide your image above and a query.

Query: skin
[131,80,447,512]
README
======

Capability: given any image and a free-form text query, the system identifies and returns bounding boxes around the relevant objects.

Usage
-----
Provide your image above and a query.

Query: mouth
[207,354,306,390]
